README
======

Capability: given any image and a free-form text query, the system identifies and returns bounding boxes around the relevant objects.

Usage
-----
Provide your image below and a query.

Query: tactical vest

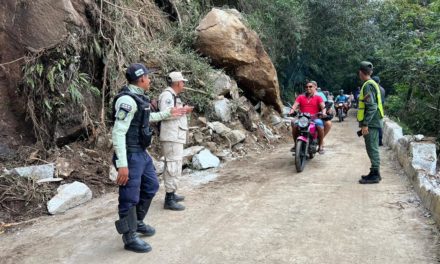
[112,86,152,152]
[357,79,384,122]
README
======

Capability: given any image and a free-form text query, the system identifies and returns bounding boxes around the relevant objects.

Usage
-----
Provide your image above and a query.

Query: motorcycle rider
[335,89,349,114]
[289,81,327,154]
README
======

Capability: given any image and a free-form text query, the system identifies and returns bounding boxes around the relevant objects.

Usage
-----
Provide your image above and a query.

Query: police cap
[125,63,151,82]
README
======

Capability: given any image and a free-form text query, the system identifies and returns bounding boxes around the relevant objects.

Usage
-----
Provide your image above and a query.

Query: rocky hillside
[0,0,289,224]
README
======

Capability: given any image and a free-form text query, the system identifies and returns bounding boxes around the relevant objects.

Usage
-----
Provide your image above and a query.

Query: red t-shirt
[295,94,323,115]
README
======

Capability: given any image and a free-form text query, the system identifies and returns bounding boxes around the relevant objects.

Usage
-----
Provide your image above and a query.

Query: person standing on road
[357,61,384,184]
[372,76,386,146]
[112,63,185,253]
[159,71,194,211]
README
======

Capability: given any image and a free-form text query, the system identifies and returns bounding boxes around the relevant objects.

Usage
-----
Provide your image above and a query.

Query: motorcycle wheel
[295,141,307,172]
[338,108,343,122]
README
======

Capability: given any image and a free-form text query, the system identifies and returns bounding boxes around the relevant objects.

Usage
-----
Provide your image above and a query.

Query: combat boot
[361,168,382,181]
[136,199,155,236]
[164,192,185,211]
[174,193,185,202]
[115,207,152,253]
[359,168,381,184]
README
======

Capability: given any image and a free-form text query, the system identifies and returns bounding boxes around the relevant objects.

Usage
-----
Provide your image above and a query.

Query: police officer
[357,61,384,184]
[159,71,193,211]
[112,63,185,253]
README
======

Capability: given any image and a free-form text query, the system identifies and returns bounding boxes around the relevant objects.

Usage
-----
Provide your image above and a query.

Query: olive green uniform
[359,82,383,170]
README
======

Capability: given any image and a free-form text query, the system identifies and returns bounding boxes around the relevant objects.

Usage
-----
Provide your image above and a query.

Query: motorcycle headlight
[298,117,309,128]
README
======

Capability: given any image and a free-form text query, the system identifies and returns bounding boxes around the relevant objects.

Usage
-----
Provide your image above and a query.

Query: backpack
[149,90,176,136]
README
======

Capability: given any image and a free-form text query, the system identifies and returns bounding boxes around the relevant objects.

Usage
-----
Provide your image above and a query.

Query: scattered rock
[208,122,232,136]
[109,166,118,182]
[193,131,205,144]
[225,130,246,146]
[37,178,63,184]
[198,117,208,125]
[270,114,283,126]
[0,143,16,160]
[210,71,240,99]
[203,141,218,153]
[10,164,55,180]
[414,134,425,142]
[183,146,205,165]
[192,149,221,170]
[212,98,232,122]
[47,181,92,214]
[55,158,74,178]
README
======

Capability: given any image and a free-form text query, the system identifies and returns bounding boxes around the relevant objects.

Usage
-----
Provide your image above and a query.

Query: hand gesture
[170,107,186,117]
[116,167,129,186]
[183,105,194,114]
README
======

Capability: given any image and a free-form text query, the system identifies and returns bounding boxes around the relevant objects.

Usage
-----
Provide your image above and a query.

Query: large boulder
[47,181,92,214]
[196,8,283,113]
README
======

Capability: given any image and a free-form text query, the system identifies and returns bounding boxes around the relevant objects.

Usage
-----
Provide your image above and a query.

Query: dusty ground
[1,111,439,264]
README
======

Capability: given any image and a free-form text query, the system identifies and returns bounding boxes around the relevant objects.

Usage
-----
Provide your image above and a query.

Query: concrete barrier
[385,119,439,224]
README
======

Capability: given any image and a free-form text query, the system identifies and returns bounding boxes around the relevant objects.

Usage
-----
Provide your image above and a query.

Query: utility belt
[126,145,147,153]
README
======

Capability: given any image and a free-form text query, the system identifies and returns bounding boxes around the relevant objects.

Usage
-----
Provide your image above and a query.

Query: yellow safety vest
[357,79,384,122]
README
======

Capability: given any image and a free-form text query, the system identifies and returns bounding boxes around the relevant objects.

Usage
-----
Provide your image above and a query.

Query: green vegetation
[238,0,440,139]
[19,0,440,144]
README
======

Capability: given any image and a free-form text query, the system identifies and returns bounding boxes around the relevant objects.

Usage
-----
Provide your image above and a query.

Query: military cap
[359,61,374,71]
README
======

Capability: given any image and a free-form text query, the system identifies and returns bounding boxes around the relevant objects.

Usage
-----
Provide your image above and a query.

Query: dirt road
[1,112,439,264]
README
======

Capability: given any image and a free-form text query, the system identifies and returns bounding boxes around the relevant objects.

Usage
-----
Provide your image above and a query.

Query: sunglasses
[305,85,314,88]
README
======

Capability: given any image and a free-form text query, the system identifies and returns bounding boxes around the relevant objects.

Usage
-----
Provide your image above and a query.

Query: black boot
[174,193,185,202]
[115,207,152,253]
[136,199,155,236]
[164,192,185,211]
[359,168,381,184]
[361,168,382,181]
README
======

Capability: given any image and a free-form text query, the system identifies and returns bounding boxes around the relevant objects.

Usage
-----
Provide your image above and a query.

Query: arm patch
[119,103,132,113]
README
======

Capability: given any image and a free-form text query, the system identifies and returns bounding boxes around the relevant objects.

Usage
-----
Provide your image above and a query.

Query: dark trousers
[114,152,159,217]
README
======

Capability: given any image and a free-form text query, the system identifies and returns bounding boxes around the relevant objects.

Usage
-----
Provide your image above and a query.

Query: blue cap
[125,63,151,82]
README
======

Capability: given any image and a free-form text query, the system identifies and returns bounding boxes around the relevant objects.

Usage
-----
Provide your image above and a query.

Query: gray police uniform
[159,87,188,193]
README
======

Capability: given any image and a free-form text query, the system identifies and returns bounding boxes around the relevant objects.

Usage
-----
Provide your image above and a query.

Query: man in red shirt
[289,81,327,154]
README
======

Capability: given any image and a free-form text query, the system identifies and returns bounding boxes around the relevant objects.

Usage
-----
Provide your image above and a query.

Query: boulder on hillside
[196,8,283,112]
[210,71,240,99]
[212,98,232,122]
[208,121,232,136]
[225,130,246,146]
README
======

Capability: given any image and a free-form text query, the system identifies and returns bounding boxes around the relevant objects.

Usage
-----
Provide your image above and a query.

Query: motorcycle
[293,112,320,172]
[335,102,348,122]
